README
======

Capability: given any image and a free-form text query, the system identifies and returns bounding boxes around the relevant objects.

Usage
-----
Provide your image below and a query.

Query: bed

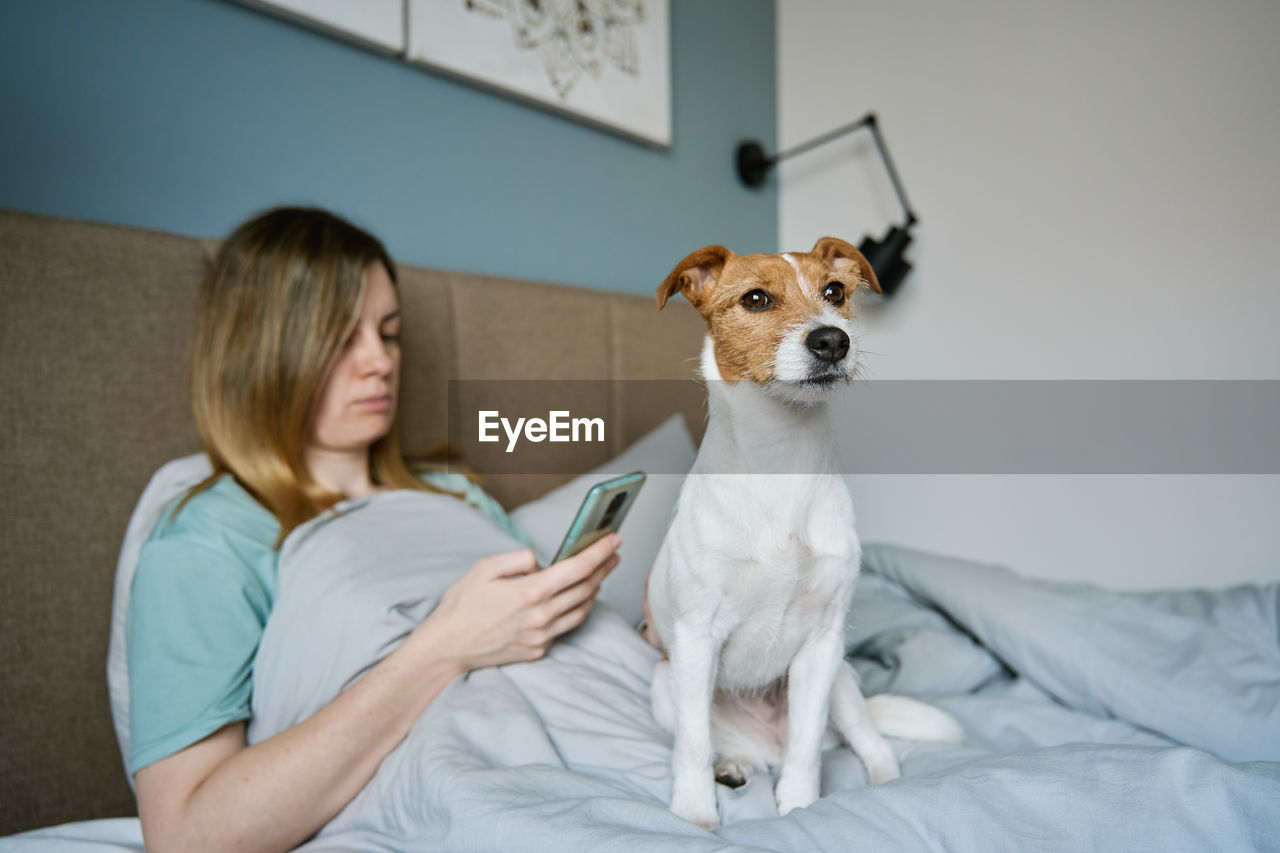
[1,209,1277,851]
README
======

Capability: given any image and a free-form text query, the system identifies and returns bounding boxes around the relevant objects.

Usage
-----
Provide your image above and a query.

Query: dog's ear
[810,237,881,295]
[657,245,732,312]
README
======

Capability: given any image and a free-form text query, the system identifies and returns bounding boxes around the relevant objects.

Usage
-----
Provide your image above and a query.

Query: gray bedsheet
[260,493,1279,852]
[5,492,1277,851]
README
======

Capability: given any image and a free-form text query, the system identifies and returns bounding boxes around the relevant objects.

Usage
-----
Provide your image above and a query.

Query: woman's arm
[135,534,622,853]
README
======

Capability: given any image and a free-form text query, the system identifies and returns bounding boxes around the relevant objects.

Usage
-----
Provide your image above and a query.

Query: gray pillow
[107,453,213,783]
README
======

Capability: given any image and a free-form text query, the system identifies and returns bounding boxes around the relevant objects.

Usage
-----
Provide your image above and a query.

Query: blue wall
[0,0,776,294]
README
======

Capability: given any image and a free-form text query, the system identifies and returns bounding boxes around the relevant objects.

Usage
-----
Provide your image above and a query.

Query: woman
[126,207,621,853]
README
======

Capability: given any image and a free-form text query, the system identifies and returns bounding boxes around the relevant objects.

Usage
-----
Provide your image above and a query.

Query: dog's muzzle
[806,326,850,364]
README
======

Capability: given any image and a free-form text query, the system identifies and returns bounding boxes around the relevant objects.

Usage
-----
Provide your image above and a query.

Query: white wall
[777,0,1280,587]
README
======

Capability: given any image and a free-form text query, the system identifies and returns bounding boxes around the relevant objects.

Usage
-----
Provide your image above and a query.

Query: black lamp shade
[858,225,913,297]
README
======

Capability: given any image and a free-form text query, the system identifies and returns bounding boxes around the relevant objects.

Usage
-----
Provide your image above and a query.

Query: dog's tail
[865,694,966,744]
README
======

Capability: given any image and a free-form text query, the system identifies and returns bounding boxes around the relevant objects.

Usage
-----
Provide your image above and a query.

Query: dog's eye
[823,282,846,306]
[740,289,771,312]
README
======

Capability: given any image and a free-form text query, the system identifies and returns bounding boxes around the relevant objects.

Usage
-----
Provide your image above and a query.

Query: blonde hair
[181,206,448,544]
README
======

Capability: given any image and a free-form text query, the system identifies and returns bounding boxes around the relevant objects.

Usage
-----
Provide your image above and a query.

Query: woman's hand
[421,534,622,672]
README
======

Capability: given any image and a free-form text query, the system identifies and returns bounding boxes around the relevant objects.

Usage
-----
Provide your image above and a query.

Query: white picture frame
[406,0,672,147]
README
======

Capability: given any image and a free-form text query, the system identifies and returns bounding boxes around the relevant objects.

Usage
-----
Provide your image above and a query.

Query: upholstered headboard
[0,207,705,834]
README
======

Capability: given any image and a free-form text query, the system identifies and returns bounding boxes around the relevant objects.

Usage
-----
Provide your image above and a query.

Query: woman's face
[309,262,402,455]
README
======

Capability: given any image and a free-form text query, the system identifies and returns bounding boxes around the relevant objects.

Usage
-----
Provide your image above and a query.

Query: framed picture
[406,0,672,147]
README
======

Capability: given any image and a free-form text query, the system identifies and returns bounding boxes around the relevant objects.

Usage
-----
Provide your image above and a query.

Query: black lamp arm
[736,112,918,228]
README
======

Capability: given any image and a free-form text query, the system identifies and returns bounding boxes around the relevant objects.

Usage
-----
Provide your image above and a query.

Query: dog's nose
[806,327,850,363]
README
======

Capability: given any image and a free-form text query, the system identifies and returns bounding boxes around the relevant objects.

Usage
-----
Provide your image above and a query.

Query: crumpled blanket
[251,492,1279,852]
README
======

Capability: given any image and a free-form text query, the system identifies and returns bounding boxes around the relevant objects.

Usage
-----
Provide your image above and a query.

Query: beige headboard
[0,208,705,834]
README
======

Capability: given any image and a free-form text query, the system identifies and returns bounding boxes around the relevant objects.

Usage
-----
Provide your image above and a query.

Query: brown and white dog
[644,237,963,828]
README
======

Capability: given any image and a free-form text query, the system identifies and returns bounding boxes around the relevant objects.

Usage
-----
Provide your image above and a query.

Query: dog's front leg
[667,621,721,829]
[775,621,844,815]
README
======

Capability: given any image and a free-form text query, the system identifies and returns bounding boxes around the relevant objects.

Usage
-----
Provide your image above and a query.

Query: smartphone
[551,471,646,564]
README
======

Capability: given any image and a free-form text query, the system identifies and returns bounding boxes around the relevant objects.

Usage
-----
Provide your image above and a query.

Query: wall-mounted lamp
[736,113,918,296]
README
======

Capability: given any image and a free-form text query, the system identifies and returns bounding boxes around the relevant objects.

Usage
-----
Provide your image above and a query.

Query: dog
[644,237,964,828]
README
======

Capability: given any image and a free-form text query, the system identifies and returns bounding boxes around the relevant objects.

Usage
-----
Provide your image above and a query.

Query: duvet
[5,490,1278,852]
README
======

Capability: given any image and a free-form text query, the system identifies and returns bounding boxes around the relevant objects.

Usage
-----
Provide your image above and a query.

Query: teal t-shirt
[126,471,526,775]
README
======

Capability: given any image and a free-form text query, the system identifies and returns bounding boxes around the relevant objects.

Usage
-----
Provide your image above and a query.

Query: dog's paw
[774,771,819,816]
[671,778,719,829]
[714,758,753,789]
[671,795,719,830]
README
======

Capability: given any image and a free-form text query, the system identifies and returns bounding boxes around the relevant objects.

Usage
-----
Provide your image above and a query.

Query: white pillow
[107,453,214,782]
[509,413,697,627]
